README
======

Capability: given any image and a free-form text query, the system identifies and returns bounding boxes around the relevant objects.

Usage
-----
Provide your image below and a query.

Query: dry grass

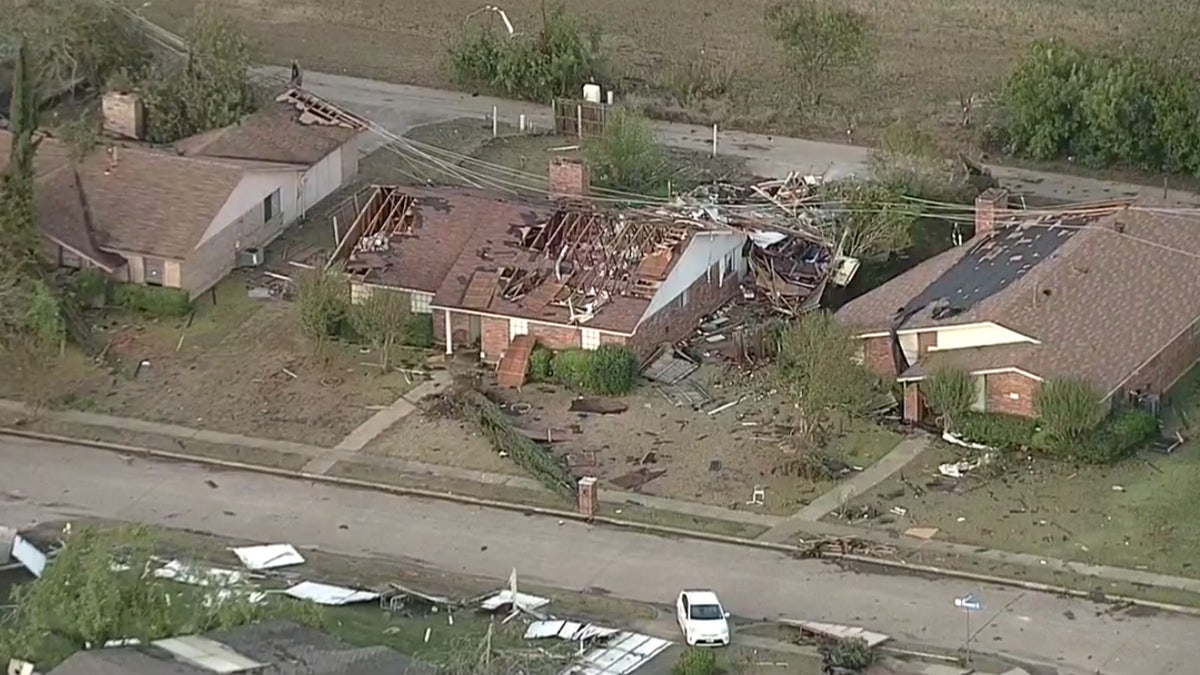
[131,0,1200,145]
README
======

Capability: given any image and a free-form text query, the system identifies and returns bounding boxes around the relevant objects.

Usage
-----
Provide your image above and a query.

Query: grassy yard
[833,399,1200,577]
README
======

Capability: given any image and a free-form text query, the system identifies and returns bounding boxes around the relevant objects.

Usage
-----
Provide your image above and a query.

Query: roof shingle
[837,205,1200,394]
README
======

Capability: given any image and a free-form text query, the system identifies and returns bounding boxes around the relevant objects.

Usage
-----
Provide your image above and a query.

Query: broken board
[779,619,890,648]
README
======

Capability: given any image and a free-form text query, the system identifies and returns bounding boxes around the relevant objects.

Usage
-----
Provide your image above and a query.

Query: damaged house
[8,87,367,297]
[330,160,837,382]
[836,188,1200,422]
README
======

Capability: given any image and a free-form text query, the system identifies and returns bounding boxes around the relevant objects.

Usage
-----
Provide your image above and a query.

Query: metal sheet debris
[479,590,551,612]
[155,560,247,587]
[230,544,305,570]
[780,619,890,647]
[641,347,699,385]
[562,631,673,675]
[285,581,380,605]
[525,620,620,642]
[9,534,47,578]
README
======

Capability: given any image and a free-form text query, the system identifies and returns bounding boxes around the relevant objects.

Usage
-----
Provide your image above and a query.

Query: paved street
[0,436,1192,674]
[257,66,1200,207]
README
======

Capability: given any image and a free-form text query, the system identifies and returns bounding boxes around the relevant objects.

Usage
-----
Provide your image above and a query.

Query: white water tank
[582,84,602,103]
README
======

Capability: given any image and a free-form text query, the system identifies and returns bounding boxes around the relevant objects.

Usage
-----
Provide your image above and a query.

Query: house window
[581,328,601,351]
[509,318,529,339]
[410,292,433,314]
[263,189,281,223]
[144,257,165,286]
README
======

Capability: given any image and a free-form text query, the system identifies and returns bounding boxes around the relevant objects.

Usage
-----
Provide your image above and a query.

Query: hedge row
[955,409,1159,464]
[529,344,639,395]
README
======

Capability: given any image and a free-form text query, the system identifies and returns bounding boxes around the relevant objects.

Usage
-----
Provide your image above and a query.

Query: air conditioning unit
[8,658,36,675]
[238,247,264,268]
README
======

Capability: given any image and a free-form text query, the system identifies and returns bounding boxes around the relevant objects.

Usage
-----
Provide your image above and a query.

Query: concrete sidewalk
[257,66,1200,208]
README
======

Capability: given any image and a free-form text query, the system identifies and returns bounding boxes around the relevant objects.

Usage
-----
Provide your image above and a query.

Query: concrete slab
[333,398,417,452]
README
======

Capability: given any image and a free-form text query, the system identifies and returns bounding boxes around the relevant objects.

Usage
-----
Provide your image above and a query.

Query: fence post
[712,124,718,157]
[576,105,583,138]
[492,105,498,138]
[519,114,526,132]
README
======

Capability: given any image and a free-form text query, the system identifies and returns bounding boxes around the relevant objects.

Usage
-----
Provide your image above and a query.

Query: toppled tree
[869,121,997,203]
[765,0,876,106]
[141,5,259,143]
[817,178,919,262]
[819,636,878,673]
[920,366,975,433]
[0,524,319,669]
[774,311,878,443]
[348,287,411,370]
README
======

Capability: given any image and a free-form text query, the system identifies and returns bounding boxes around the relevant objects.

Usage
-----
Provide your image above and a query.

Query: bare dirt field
[132,0,1199,144]
[362,364,903,517]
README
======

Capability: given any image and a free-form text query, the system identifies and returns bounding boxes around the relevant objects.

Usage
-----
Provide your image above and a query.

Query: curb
[7,426,1200,618]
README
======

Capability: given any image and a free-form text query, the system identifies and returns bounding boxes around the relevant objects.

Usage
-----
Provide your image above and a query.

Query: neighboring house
[835,188,1200,422]
[2,87,367,297]
[330,159,753,380]
[46,620,435,675]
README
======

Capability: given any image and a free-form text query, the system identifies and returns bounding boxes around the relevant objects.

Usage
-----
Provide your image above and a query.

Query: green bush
[551,346,639,395]
[820,637,878,671]
[586,344,640,395]
[1073,408,1159,464]
[71,268,110,307]
[920,366,975,431]
[528,346,555,381]
[1000,40,1200,175]
[1034,377,1106,450]
[551,349,592,390]
[402,314,434,348]
[957,411,1038,449]
[447,3,606,103]
[584,108,671,195]
[671,648,717,675]
[112,284,192,317]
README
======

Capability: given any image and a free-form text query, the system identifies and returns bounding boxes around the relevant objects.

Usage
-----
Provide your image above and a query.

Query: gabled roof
[836,204,1200,394]
[175,88,367,166]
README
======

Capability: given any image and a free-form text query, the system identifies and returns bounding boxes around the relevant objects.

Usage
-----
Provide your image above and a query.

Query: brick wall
[433,309,475,349]
[628,260,739,361]
[480,315,585,364]
[549,158,589,199]
[599,332,627,346]
[862,336,895,378]
[985,372,1038,416]
[902,383,923,424]
[1124,319,1200,395]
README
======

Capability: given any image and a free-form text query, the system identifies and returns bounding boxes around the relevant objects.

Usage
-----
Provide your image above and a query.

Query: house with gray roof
[836,188,1200,422]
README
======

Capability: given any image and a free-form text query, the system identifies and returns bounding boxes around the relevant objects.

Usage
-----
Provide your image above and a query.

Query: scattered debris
[941,431,991,451]
[381,582,457,613]
[610,468,667,491]
[938,453,993,478]
[524,620,620,642]
[230,544,305,570]
[479,589,551,613]
[706,396,746,416]
[746,486,766,506]
[570,398,628,414]
[154,560,246,587]
[903,527,939,540]
[780,619,890,648]
[285,581,380,605]
[560,630,673,675]
[641,346,699,385]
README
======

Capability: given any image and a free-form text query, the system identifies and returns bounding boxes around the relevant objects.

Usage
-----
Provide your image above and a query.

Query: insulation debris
[230,544,305,570]
[154,560,247,587]
[285,581,380,605]
[479,590,551,612]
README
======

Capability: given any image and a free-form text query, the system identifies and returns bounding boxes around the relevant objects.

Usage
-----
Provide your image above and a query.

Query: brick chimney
[101,90,145,140]
[974,187,1010,237]
[549,157,589,200]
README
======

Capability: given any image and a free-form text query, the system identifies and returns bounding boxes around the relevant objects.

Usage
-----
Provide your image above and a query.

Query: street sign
[954,593,983,612]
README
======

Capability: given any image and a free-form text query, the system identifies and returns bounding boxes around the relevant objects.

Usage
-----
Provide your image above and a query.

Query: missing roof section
[895,212,1088,328]
[275,87,369,130]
